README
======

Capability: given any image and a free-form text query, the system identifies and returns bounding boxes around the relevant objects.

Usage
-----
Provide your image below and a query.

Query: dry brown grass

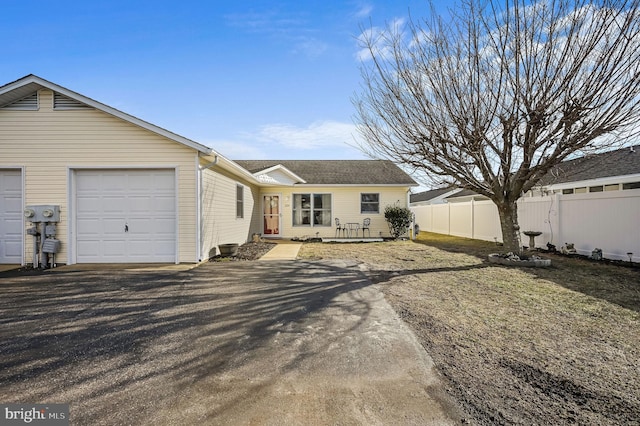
[299,233,640,425]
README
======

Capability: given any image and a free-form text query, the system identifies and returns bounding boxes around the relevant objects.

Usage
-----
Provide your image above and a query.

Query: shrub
[384,205,413,239]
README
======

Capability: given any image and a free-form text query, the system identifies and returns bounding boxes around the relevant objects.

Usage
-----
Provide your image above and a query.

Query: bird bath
[523,231,542,250]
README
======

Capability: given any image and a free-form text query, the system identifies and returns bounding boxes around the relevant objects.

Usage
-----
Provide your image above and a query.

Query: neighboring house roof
[0,74,213,155]
[410,187,458,203]
[539,145,640,186]
[445,189,489,201]
[234,160,417,186]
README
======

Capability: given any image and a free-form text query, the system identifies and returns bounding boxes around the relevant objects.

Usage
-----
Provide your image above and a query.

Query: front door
[263,195,281,237]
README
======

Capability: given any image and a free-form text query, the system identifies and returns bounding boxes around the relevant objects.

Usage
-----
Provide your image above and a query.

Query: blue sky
[1,0,434,161]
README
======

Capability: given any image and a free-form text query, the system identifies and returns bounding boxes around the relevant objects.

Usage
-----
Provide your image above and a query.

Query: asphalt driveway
[0,260,464,425]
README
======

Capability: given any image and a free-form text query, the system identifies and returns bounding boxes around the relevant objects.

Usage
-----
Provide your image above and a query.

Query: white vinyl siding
[0,89,199,264]
[265,186,409,238]
[200,164,259,259]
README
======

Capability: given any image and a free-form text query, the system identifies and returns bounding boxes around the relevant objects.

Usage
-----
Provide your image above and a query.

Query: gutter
[196,155,219,261]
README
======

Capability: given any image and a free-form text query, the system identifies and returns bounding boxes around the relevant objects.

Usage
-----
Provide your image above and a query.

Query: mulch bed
[209,241,277,262]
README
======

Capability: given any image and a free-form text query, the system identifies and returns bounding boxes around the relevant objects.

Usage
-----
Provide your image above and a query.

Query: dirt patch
[298,234,640,425]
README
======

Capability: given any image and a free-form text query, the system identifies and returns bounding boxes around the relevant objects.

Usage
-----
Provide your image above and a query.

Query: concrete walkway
[259,242,302,260]
[0,264,19,273]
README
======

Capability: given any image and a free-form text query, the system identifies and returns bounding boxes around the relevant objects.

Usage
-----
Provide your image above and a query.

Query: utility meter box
[24,205,61,223]
[42,238,61,254]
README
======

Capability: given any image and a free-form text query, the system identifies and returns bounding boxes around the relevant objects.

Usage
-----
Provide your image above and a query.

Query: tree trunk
[496,201,522,254]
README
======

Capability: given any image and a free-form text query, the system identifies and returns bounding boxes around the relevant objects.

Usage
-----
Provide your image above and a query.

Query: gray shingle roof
[234,160,417,185]
[410,187,456,203]
[539,145,640,185]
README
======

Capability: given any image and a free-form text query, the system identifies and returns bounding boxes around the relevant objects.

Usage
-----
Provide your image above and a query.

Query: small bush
[384,205,413,239]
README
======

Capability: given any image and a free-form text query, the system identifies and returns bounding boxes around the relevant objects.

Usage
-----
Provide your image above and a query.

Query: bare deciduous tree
[354,0,640,252]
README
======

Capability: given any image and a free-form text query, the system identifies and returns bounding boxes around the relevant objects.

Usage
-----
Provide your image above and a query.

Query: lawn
[298,232,640,425]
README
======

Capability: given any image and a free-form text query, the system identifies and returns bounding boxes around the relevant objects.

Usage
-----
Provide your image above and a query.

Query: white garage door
[75,169,176,263]
[0,170,23,264]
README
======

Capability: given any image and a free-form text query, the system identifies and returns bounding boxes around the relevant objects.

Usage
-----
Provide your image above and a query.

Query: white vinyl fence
[412,189,640,262]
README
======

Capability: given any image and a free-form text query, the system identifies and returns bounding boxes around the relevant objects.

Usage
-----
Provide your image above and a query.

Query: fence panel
[473,200,502,243]
[558,190,640,261]
[517,197,557,249]
[411,189,640,261]
[412,205,433,232]
[449,203,472,238]
[431,204,450,235]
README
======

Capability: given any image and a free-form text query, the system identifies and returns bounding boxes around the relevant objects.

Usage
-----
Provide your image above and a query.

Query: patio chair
[362,217,371,238]
[335,218,346,237]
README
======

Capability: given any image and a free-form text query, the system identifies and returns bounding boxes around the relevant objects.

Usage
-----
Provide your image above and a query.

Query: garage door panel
[103,241,127,256]
[153,196,176,212]
[76,241,100,258]
[4,196,22,212]
[75,170,176,263]
[152,218,176,233]
[1,170,23,264]
[129,175,155,190]
[150,172,175,188]
[129,196,156,213]
[3,241,22,258]
[103,219,127,235]
[77,197,101,213]
[77,218,102,235]
[102,196,128,214]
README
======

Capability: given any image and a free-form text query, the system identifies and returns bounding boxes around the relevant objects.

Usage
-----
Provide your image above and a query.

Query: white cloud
[205,121,367,160]
[223,10,305,35]
[224,9,331,59]
[354,3,374,19]
[254,120,361,150]
[355,18,405,62]
[292,37,328,58]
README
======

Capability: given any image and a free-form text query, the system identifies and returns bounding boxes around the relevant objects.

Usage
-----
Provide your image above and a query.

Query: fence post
[552,193,561,247]
[470,199,475,239]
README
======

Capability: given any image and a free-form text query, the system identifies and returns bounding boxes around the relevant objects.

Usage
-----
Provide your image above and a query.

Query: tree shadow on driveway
[1,259,438,425]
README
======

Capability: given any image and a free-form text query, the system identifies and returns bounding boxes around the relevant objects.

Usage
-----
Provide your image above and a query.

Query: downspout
[197,155,219,262]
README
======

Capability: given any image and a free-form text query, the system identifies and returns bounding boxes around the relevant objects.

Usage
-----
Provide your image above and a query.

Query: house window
[361,193,380,213]
[236,185,244,218]
[623,181,640,190]
[293,193,331,226]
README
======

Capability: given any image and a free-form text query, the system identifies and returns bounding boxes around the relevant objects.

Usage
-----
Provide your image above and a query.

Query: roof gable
[0,74,212,155]
[235,160,417,186]
[252,164,306,185]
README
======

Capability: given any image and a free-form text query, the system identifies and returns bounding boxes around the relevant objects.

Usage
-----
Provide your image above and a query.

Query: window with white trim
[361,193,380,213]
[293,193,331,226]
[236,185,244,218]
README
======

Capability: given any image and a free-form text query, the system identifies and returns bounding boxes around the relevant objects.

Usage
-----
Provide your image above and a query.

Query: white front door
[0,170,22,264]
[75,169,176,263]
[263,195,281,237]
